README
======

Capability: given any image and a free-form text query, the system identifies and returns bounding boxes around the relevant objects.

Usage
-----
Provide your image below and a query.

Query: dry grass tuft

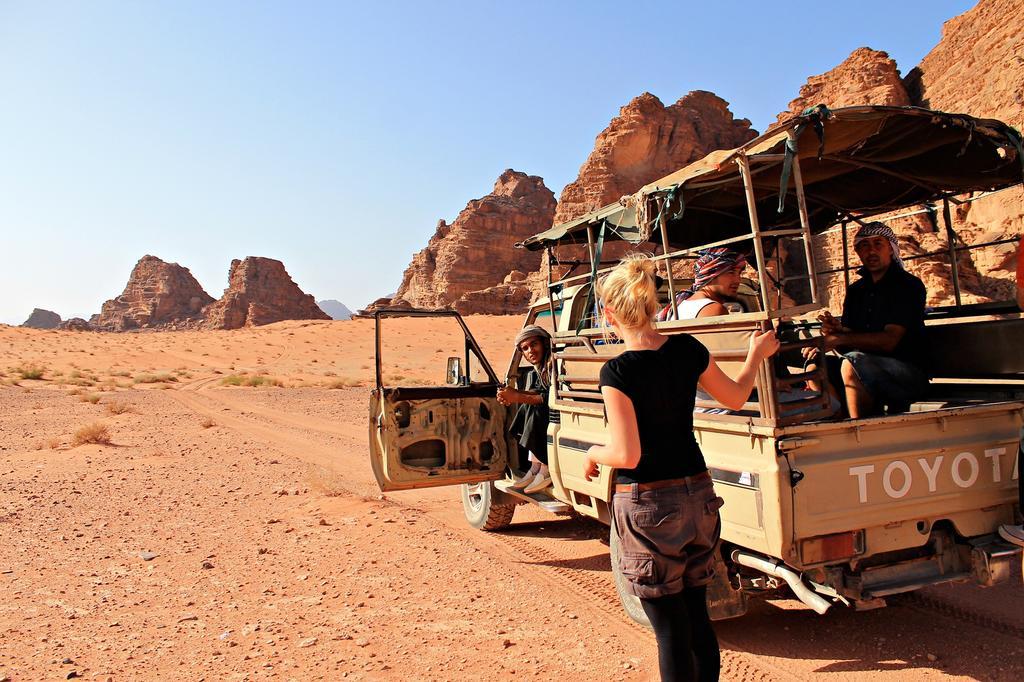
[47,437,62,449]
[220,374,283,388]
[327,377,361,389]
[105,401,135,415]
[17,363,46,381]
[72,422,112,447]
[199,416,216,429]
[133,372,178,384]
[79,393,101,404]
[306,465,348,497]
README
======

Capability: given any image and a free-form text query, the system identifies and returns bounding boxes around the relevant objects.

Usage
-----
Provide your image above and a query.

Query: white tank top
[665,297,715,321]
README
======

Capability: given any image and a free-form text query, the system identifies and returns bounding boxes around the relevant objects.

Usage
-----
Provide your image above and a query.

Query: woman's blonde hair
[596,253,660,331]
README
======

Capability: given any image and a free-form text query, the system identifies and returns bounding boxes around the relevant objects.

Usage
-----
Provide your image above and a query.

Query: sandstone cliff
[775,47,910,125]
[392,169,556,312]
[22,309,61,329]
[901,0,1024,306]
[203,257,330,330]
[778,18,1022,311]
[553,91,757,225]
[95,255,214,331]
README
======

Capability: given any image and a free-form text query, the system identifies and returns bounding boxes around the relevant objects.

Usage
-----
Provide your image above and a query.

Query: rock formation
[317,299,353,320]
[776,17,1023,311]
[391,169,556,312]
[95,255,214,331]
[203,257,330,330]
[901,0,1024,306]
[553,91,757,226]
[775,48,910,125]
[21,308,61,329]
[59,318,93,332]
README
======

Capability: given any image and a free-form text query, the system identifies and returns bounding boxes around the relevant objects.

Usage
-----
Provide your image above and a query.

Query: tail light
[800,530,865,564]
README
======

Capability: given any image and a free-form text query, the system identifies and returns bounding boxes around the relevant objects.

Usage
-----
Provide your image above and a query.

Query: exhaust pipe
[731,550,831,615]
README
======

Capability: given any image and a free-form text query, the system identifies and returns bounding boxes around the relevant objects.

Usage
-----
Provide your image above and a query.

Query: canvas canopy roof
[520,105,1024,252]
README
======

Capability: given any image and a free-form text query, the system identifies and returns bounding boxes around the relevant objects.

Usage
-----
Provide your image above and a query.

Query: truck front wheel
[461,482,516,531]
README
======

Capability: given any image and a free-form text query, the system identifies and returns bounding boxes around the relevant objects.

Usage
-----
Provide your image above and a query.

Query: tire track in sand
[168,384,807,681]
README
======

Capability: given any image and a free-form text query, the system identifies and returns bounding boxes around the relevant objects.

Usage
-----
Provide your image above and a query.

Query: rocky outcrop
[900,0,1024,306]
[775,48,910,125]
[203,257,330,330]
[95,255,213,331]
[22,309,61,329]
[59,318,94,332]
[452,270,534,316]
[391,170,556,312]
[553,91,756,226]
[317,299,353,320]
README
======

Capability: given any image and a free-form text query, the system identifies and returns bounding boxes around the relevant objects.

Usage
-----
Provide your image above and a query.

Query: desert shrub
[327,378,361,389]
[79,393,101,404]
[200,417,216,429]
[133,372,177,384]
[47,437,62,449]
[220,374,282,387]
[17,364,46,381]
[72,422,112,446]
[105,401,134,415]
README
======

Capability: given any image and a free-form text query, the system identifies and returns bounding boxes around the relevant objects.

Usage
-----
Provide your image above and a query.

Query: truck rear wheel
[461,482,516,531]
[609,525,652,629]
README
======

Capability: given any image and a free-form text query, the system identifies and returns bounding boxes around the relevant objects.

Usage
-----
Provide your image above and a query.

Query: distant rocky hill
[90,255,329,331]
[203,257,330,330]
[94,255,213,331]
[317,300,352,320]
[22,308,61,329]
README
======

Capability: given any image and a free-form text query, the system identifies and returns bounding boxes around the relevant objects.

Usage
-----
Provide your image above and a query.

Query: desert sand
[1,317,1022,681]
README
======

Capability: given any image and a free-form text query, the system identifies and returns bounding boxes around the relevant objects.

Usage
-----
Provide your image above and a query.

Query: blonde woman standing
[584,254,779,681]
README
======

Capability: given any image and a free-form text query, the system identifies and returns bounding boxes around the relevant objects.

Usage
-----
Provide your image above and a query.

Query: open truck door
[368,309,512,492]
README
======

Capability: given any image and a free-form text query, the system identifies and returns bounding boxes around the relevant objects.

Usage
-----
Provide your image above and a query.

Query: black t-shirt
[841,265,927,370]
[598,334,711,484]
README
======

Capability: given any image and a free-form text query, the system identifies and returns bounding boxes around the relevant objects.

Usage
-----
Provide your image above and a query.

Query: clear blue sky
[0,0,976,325]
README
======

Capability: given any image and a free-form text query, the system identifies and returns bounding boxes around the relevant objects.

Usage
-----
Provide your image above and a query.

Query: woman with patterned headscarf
[656,248,747,322]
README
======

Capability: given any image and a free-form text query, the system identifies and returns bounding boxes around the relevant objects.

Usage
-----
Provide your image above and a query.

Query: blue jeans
[827,351,928,413]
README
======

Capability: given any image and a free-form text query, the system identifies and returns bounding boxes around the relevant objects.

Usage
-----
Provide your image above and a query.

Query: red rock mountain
[775,47,910,125]
[203,257,330,330]
[95,255,214,331]
[785,3,1023,310]
[391,170,556,312]
[553,91,757,225]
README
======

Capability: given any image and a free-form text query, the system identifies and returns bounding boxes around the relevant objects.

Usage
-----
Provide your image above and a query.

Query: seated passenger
[665,249,837,417]
[804,222,928,418]
[656,247,746,321]
[497,325,553,494]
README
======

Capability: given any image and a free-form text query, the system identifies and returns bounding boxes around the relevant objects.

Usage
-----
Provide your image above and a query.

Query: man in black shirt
[805,222,928,418]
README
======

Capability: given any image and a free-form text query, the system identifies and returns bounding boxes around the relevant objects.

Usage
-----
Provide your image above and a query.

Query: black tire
[609,523,652,629]
[461,482,516,531]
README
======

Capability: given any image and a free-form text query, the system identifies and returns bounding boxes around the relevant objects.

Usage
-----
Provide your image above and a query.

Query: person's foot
[524,470,552,494]
[998,524,1024,547]
[510,468,538,489]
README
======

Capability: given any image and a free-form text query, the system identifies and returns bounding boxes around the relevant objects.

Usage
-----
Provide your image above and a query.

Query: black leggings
[640,587,720,682]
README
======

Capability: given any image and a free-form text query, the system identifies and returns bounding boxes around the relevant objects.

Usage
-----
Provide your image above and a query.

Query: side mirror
[446,357,463,385]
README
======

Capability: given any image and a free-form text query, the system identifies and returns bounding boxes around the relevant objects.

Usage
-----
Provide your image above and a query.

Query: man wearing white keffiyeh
[803,222,929,418]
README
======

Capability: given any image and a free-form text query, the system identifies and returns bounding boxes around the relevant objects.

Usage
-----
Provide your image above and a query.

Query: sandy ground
[1,318,1022,681]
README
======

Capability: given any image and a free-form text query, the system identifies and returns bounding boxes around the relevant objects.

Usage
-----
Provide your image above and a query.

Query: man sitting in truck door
[803,222,928,418]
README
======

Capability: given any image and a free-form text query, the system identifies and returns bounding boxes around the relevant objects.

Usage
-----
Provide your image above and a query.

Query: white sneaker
[998,524,1024,548]
[510,470,538,490]
[524,471,552,494]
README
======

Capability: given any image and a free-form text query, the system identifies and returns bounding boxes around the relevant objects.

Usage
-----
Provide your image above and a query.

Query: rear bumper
[829,533,1021,600]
